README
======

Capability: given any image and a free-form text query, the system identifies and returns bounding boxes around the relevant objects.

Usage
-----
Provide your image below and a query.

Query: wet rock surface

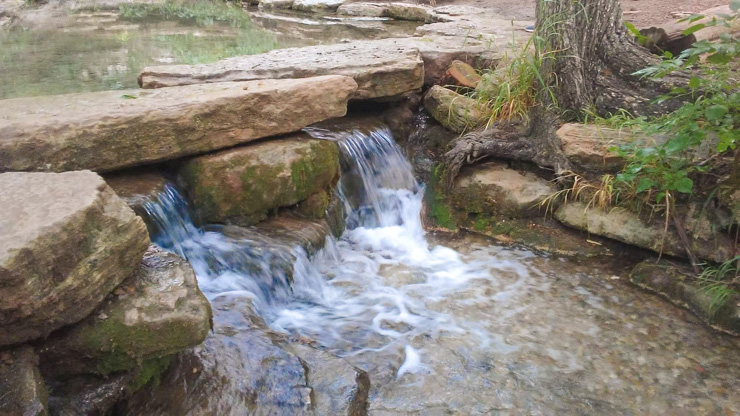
[179,136,340,226]
[0,171,149,347]
[554,202,735,263]
[119,296,369,415]
[38,246,212,377]
[423,85,491,133]
[138,40,423,100]
[630,261,740,336]
[451,162,555,218]
[0,346,48,416]
[0,77,355,172]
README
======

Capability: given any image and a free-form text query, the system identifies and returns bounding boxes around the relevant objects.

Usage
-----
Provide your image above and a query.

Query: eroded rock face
[179,136,340,226]
[38,246,212,377]
[630,261,739,336]
[138,41,422,100]
[423,85,491,133]
[0,171,149,347]
[0,346,48,416]
[337,2,435,22]
[554,202,735,263]
[119,297,370,416]
[452,162,555,218]
[0,77,356,172]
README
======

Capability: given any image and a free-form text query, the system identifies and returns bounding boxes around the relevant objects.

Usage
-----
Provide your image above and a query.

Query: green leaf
[664,135,691,153]
[707,53,732,64]
[683,23,706,36]
[674,177,694,194]
[120,94,138,99]
[688,77,701,89]
[637,178,657,193]
[705,104,729,121]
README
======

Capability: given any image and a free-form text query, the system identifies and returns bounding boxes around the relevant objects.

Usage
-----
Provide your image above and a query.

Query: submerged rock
[0,171,149,347]
[0,77,356,172]
[630,261,739,336]
[258,0,294,9]
[119,297,369,415]
[139,41,423,100]
[292,0,346,12]
[179,136,340,226]
[451,162,555,218]
[0,346,48,416]
[423,85,491,133]
[46,357,172,416]
[38,246,212,377]
[554,202,735,263]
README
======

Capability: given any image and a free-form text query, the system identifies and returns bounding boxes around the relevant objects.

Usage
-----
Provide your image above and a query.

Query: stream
[142,125,740,414]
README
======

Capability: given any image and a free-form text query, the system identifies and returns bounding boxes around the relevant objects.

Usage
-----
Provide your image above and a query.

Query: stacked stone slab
[0,171,213,415]
[0,76,357,173]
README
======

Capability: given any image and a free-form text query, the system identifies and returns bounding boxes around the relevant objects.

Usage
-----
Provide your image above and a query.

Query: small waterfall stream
[142,125,740,414]
[145,126,522,368]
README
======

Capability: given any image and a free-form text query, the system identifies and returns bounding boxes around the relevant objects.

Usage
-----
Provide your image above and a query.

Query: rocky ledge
[0,76,356,173]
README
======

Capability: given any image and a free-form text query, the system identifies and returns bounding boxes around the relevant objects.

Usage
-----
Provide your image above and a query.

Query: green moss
[128,355,173,392]
[472,216,490,231]
[425,165,458,230]
[298,190,331,219]
[76,302,208,376]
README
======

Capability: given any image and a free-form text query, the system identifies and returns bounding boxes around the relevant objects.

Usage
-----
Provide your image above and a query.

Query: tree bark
[536,0,686,117]
[441,0,687,187]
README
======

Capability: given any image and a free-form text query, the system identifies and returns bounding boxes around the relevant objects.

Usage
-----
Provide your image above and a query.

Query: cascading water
[141,124,740,414]
[145,125,529,372]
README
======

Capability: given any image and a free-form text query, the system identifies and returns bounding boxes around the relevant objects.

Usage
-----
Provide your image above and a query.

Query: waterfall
[144,124,524,362]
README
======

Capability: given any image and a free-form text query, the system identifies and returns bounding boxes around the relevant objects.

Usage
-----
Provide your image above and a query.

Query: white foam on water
[145,125,543,369]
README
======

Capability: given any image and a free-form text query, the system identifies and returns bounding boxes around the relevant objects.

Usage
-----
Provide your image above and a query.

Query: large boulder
[138,41,424,100]
[0,346,48,416]
[179,136,340,226]
[38,246,212,377]
[0,77,356,173]
[0,171,149,347]
[451,162,555,218]
[630,261,739,336]
[554,202,735,263]
[423,85,491,133]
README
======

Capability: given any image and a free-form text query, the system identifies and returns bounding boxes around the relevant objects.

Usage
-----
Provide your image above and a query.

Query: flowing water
[144,126,740,414]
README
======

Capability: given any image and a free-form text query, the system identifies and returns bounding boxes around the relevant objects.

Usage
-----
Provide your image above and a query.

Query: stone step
[137,36,504,97]
[178,135,340,226]
[0,171,150,347]
[138,40,424,100]
[0,76,356,173]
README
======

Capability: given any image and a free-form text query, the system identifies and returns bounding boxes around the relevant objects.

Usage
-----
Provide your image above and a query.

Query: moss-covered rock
[179,136,340,226]
[451,162,556,219]
[0,345,48,416]
[423,85,491,133]
[630,261,739,336]
[38,246,212,377]
[554,202,735,263]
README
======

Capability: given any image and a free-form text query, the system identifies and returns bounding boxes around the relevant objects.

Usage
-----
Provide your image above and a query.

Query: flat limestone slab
[0,76,357,173]
[138,41,424,100]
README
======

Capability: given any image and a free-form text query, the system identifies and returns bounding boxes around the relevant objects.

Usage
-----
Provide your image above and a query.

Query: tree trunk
[441,0,687,187]
[536,0,685,117]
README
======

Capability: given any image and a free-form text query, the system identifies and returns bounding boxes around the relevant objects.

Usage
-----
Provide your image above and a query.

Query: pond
[0,1,418,99]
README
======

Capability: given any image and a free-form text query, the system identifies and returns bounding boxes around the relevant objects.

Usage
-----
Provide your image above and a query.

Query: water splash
[144,125,535,376]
